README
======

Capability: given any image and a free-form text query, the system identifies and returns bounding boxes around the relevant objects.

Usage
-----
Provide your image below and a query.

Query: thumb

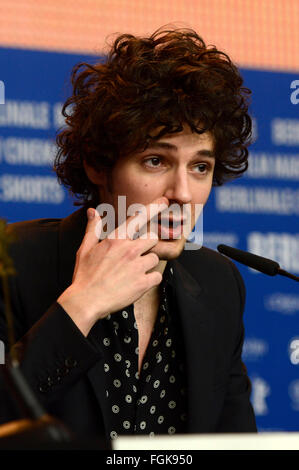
[81,208,103,251]
[86,207,97,224]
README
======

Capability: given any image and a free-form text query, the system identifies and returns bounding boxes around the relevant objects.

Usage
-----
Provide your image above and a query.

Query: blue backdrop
[0,47,298,432]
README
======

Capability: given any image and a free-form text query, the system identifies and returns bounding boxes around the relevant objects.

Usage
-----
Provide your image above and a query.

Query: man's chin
[150,237,186,260]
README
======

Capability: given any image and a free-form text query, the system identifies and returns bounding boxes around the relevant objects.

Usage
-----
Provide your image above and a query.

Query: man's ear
[83,160,107,185]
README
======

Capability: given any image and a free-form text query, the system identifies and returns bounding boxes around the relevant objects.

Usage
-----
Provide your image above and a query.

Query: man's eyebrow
[145,141,215,158]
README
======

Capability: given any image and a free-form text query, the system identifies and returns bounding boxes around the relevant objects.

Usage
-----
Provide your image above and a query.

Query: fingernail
[87,208,95,220]
[159,197,169,205]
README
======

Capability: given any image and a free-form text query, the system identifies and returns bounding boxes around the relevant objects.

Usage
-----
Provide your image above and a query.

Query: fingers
[80,196,168,255]
[132,232,160,256]
[142,252,160,273]
[112,196,169,241]
[146,270,163,288]
[79,208,102,254]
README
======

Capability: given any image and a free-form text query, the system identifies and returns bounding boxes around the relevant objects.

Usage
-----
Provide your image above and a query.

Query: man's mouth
[157,213,186,225]
[153,214,187,239]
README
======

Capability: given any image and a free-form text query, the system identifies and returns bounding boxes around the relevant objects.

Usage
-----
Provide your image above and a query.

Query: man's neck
[133,260,167,323]
[134,260,167,374]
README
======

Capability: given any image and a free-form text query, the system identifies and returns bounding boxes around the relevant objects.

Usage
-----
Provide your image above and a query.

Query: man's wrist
[57,288,99,337]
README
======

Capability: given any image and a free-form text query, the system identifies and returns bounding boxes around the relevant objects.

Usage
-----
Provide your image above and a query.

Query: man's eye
[194,163,208,173]
[144,157,161,167]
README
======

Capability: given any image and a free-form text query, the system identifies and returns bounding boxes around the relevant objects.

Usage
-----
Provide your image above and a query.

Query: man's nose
[163,169,192,204]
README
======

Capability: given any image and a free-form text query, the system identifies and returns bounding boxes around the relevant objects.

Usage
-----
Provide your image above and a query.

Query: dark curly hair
[54,26,252,207]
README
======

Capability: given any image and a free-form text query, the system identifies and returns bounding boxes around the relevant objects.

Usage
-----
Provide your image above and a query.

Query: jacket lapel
[170,258,217,433]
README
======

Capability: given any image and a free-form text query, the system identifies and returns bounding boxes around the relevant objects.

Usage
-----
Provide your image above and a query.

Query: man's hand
[57,197,168,336]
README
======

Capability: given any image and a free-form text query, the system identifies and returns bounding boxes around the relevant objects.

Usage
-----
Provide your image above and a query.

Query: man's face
[98,125,215,260]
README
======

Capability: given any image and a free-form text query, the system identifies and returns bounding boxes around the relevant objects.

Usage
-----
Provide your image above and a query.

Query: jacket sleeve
[0,219,102,424]
[215,260,257,433]
[0,297,102,424]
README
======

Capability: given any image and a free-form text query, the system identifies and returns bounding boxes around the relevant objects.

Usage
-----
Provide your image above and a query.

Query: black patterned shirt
[96,263,188,440]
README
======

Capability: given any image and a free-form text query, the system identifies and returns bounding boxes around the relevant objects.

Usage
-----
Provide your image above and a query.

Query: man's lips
[153,214,188,239]
[156,214,187,225]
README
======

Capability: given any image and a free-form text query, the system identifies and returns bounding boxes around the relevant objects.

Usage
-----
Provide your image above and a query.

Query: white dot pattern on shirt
[96,264,187,437]
[125,395,132,403]
[153,380,160,389]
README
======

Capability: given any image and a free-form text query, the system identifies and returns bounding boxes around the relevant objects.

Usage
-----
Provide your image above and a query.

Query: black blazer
[0,207,257,439]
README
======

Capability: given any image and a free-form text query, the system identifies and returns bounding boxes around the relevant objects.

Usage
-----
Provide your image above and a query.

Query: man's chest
[133,300,159,373]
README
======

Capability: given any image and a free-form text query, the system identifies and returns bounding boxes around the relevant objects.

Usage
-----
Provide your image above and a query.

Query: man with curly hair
[0,27,257,443]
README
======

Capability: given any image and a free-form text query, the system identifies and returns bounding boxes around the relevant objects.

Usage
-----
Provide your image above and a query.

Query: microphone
[217,244,299,282]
